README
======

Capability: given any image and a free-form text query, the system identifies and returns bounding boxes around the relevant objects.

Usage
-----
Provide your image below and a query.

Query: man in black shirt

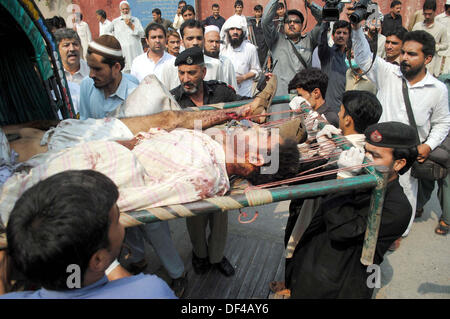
[381,0,403,36]
[203,3,226,31]
[318,20,351,112]
[248,4,269,68]
[169,46,254,277]
[170,47,250,108]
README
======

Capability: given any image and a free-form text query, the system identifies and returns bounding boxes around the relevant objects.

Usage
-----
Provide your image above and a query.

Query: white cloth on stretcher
[24,118,134,168]
[0,127,230,228]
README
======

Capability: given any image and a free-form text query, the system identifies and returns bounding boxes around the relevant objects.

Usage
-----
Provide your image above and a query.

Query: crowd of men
[0,0,449,300]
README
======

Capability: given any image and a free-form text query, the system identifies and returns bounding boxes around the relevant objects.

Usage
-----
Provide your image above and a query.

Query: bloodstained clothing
[285,178,411,298]
[0,128,230,224]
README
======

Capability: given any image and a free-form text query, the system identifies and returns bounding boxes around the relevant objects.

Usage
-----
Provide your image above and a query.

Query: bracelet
[105,259,120,275]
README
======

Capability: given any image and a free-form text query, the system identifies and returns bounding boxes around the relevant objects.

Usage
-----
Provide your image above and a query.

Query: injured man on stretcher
[0,97,301,234]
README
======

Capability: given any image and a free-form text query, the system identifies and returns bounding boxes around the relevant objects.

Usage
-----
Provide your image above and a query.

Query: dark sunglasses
[286,19,301,24]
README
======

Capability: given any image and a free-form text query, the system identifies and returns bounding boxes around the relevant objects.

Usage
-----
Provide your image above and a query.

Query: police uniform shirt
[170,80,250,108]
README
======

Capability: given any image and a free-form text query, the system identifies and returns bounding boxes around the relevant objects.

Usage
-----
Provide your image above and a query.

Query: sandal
[415,207,424,219]
[269,281,286,293]
[251,76,277,123]
[435,220,449,236]
[388,238,402,251]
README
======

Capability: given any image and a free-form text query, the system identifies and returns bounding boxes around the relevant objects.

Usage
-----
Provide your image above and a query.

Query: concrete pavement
[145,189,449,299]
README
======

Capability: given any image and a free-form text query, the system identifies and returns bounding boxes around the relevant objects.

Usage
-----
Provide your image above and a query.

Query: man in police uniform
[170,47,250,108]
[285,121,419,298]
[169,46,249,277]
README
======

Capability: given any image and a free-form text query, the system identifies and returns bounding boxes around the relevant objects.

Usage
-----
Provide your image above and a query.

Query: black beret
[286,9,305,24]
[364,122,419,149]
[174,46,204,66]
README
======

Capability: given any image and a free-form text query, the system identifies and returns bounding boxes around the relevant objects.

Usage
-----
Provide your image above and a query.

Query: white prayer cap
[119,1,130,8]
[88,35,123,59]
[205,25,220,35]
[222,15,247,35]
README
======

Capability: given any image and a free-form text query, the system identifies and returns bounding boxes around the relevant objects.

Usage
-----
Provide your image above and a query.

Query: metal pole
[360,166,390,266]
[120,174,378,227]
[198,95,293,111]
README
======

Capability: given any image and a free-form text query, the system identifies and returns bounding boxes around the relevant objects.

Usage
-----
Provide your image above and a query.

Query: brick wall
[38,0,447,38]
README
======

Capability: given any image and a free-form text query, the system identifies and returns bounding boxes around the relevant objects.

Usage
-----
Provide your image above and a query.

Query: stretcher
[0,96,388,269]
[0,0,389,267]
[118,96,389,267]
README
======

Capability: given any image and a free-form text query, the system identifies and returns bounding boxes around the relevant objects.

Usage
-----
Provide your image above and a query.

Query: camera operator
[262,0,323,97]
[351,12,450,245]
[318,20,351,113]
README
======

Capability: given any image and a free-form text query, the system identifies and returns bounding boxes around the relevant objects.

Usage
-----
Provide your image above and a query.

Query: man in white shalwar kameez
[74,14,92,61]
[204,25,238,90]
[104,1,145,73]
[220,15,261,97]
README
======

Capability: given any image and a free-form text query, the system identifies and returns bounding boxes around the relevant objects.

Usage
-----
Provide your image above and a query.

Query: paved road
[226,190,450,299]
[148,188,449,299]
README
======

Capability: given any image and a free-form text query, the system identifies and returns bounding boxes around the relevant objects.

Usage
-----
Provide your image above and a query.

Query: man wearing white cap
[204,25,238,90]
[220,15,261,97]
[79,35,139,120]
[103,1,145,73]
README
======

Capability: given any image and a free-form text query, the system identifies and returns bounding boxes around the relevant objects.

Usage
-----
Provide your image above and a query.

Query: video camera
[322,0,351,22]
[348,0,376,24]
[322,0,378,23]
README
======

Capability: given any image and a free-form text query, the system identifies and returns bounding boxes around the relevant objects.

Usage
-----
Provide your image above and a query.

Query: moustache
[400,61,410,68]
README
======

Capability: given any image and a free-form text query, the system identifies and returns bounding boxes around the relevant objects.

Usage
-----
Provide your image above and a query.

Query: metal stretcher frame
[120,96,389,267]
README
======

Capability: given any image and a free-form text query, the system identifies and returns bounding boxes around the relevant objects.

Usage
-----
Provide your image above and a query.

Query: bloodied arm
[120,104,254,135]
[0,102,260,161]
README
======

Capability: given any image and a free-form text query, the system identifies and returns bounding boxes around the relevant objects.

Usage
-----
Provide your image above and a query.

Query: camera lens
[350,9,364,24]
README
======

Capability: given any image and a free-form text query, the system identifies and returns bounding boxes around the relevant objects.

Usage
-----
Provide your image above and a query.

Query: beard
[285,30,301,41]
[121,12,131,20]
[181,81,200,95]
[227,32,245,48]
[400,61,423,79]
[204,48,219,59]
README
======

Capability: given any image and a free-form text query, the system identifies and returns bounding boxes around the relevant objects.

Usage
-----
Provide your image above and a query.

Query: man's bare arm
[120,104,254,135]
[2,120,60,135]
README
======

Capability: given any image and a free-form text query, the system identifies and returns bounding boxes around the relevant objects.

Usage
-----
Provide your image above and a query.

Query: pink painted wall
[72,0,121,38]
[63,0,447,38]
[198,0,447,32]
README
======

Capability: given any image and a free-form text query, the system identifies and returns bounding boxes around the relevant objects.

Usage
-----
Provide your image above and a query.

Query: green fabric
[0,0,53,80]
[0,44,56,125]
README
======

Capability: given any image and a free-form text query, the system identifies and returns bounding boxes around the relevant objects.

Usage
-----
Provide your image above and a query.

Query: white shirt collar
[396,68,437,88]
